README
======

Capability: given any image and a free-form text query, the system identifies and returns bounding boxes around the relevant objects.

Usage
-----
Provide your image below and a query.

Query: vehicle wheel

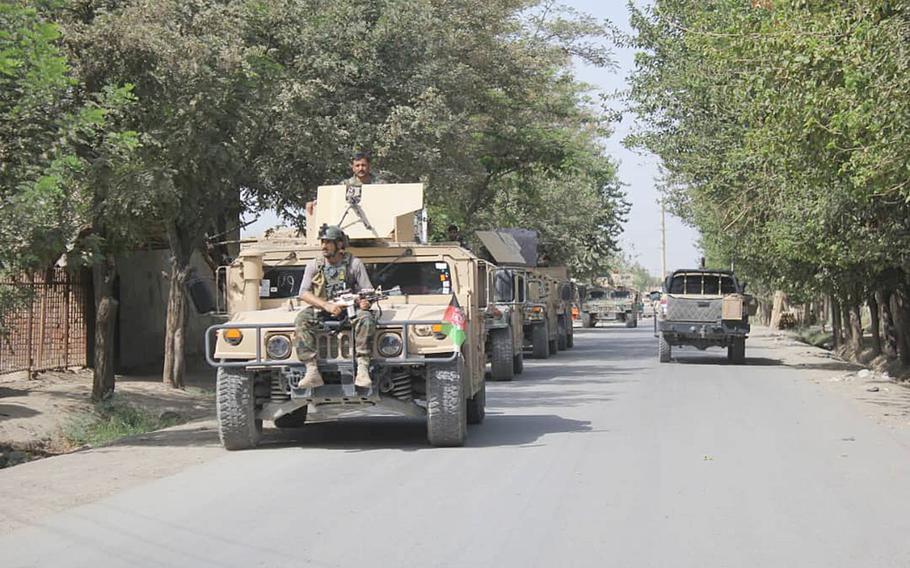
[513,351,524,374]
[728,338,746,364]
[658,333,671,363]
[581,313,593,328]
[566,322,574,348]
[531,323,550,359]
[490,328,514,381]
[467,378,485,425]
[427,358,467,447]
[274,406,308,429]
[217,368,262,450]
[626,317,638,328]
[557,316,568,350]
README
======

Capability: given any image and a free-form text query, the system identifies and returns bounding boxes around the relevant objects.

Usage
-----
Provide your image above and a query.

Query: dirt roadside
[1,327,909,537]
[0,366,216,462]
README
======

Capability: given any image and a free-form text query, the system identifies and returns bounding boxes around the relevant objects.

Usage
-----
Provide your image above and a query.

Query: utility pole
[660,199,667,277]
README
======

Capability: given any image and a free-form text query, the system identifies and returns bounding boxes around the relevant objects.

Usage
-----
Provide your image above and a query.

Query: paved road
[4,324,910,567]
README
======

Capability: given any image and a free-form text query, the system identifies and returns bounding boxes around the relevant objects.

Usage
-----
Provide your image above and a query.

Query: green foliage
[61,396,182,447]
[626,1,910,303]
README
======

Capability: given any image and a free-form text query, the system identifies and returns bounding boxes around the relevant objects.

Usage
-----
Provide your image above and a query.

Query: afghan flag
[442,295,467,348]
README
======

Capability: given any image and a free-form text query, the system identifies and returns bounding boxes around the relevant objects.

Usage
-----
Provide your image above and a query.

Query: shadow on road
[253,412,593,452]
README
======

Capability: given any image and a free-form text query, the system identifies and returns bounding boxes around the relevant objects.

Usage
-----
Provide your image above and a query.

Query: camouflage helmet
[318,224,346,244]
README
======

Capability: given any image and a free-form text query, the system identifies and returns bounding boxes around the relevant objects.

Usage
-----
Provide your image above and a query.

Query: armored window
[684,275,703,294]
[720,276,737,294]
[588,290,606,300]
[611,291,631,299]
[494,270,514,302]
[560,284,573,301]
[703,276,720,295]
[365,261,452,295]
[260,266,307,298]
[477,263,488,307]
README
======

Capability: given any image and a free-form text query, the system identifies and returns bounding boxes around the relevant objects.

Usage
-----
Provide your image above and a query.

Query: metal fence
[0,269,89,375]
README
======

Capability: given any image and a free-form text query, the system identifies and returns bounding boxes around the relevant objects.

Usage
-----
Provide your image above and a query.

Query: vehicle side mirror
[649,291,662,301]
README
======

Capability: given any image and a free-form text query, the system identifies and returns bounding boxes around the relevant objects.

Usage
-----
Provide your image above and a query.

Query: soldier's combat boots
[354,358,372,388]
[298,360,324,389]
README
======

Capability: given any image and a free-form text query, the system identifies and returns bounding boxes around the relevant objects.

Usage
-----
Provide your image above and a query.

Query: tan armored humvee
[474,231,530,376]
[206,183,486,449]
[533,265,576,350]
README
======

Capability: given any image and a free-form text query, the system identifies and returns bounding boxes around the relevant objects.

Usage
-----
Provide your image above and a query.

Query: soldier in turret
[306,152,385,216]
[295,225,377,389]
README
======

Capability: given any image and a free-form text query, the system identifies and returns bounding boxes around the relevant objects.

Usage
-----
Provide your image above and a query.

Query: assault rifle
[332,287,392,318]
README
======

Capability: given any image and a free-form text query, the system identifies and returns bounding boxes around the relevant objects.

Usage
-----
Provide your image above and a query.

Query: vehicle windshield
[365,261,452,295]
[611,291,631,299]
[588,290,606,300]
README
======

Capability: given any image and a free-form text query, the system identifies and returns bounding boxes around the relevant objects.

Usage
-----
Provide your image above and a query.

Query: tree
[1,2,143,400]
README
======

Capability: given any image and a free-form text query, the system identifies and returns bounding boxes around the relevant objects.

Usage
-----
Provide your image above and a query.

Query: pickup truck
[656,269,756,364]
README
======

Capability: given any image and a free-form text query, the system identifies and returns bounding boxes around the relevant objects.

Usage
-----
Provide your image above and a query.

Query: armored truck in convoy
[581,286,639,328]
[485,266,527,380]
[206,183,487,449]
[656,269,756,364]
[534,266,576,350]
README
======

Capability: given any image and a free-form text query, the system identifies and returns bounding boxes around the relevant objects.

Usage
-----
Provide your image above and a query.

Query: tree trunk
[893,287,910,365]
[879,289,897,358]
[867,293,881,357]
[848,301,863,360]
[769,290,786,330]
[831,295,842,351]
[840,301,852,348]
[92,256,118,402]
[162,222,197,389]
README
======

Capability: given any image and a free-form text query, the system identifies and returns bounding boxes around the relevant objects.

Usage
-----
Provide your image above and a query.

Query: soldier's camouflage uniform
[340,173,384,186]
[295,253,377,362]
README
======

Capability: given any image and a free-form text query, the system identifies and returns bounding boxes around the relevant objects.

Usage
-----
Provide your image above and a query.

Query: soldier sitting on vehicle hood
[295,225,377,389]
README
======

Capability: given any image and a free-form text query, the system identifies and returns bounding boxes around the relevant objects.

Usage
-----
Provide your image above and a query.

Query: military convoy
[580,285,639,328]
[655,269,756,364]
[205,185,580,450]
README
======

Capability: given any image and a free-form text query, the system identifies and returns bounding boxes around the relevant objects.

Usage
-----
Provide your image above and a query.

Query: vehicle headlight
[413,325,432,337]
[377,332,403,357]
[266,334,291,360]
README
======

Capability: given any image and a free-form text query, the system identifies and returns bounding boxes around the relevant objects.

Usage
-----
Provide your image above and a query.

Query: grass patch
[793,327,833,350]
[62,397,182,448]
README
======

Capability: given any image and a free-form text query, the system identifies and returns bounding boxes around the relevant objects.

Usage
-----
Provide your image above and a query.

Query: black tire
[658,333,671,363]
[427,358,467,447]
[728,338,746,364]
[274,406,308,429]
[557,316,568,350]
[467,379,485,425]
[531,323,550,359]
[549,337,558,354]
[490,328,515,381]
[582,313,593,328]
[513,351,524,374]
[217,368,262,450]
[625,316,638,328]
[566,320,574,348]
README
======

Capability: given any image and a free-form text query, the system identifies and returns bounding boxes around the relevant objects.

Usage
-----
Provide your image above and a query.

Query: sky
[562,0,701,276]
[242,1,702,277]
